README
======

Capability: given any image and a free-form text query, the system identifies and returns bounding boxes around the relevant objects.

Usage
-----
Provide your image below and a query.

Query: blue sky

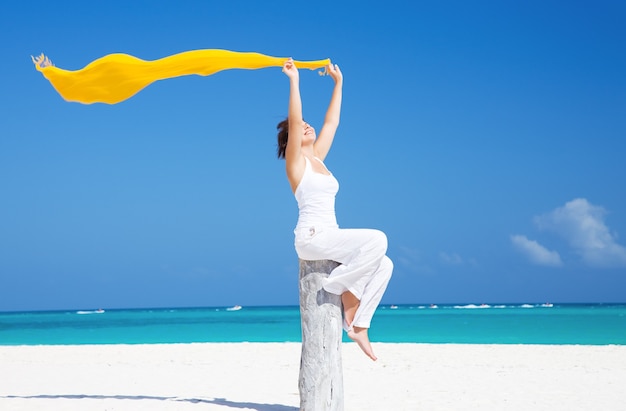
[1,1,625,311]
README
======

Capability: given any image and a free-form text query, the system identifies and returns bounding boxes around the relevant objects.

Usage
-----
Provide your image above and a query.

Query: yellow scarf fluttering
[32,49,330,105]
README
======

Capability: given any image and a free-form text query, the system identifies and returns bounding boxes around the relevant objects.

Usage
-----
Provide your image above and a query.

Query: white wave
[76,309,105,315]
[453,304,491,309]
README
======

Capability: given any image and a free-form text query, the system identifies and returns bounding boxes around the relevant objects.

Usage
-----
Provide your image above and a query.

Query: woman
[277,58,392,361]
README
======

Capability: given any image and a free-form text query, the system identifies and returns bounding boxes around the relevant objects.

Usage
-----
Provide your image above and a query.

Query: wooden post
[298,259,344,411]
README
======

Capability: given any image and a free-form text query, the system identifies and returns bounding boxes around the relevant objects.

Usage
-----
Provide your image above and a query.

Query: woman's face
[302,122,316,144]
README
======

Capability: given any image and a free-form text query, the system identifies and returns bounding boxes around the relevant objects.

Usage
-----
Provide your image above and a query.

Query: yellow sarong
[32,49,330,105]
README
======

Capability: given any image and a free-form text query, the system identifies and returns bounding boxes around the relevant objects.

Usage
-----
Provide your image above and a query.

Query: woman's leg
[314,228,388,299]
[343,256,393,361]
[351,256,393,329]
[296,227,392,360]
[341,290,377,361]
[341,291,360,326]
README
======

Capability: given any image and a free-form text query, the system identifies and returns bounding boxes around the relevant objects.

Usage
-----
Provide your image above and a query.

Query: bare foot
[347,326,377,361]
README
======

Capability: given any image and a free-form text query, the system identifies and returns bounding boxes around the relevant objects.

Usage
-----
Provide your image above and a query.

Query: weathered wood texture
[298,259,344,411]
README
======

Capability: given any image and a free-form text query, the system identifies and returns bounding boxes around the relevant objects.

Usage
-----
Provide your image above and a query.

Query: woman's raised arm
[283,58,306,192]
[314,63,343,161]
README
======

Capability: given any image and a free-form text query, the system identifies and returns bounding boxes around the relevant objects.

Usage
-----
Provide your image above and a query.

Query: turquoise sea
[1,303,625,346]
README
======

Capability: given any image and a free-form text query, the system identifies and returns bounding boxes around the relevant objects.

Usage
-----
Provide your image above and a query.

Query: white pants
[295,225,393,329]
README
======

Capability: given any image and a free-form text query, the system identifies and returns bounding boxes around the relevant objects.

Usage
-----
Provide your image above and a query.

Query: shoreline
[2,341,626,347]
[2,342,625,410]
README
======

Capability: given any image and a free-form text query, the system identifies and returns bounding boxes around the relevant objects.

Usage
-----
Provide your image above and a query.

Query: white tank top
[294,157,339,230]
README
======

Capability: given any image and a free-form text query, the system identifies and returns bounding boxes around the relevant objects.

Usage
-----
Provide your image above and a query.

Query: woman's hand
[326,62,342,84]
[282,58,299,81]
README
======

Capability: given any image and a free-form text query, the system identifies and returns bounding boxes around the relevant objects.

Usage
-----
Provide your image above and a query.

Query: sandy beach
[1,342,624,410]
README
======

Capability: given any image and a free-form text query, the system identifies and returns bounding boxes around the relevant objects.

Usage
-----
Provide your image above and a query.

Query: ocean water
[0,303,625,346]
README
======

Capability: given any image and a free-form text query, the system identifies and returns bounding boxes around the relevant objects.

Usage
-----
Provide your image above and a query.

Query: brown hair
[276,118,289,159]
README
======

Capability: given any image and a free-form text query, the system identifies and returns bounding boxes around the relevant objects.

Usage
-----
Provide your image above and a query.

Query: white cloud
[510,235,563,267]
[397,246,435,275]
[534,198,626,268]
[439,252,463,265]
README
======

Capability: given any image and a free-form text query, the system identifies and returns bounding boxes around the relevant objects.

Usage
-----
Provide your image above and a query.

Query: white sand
[1,342,625,410]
